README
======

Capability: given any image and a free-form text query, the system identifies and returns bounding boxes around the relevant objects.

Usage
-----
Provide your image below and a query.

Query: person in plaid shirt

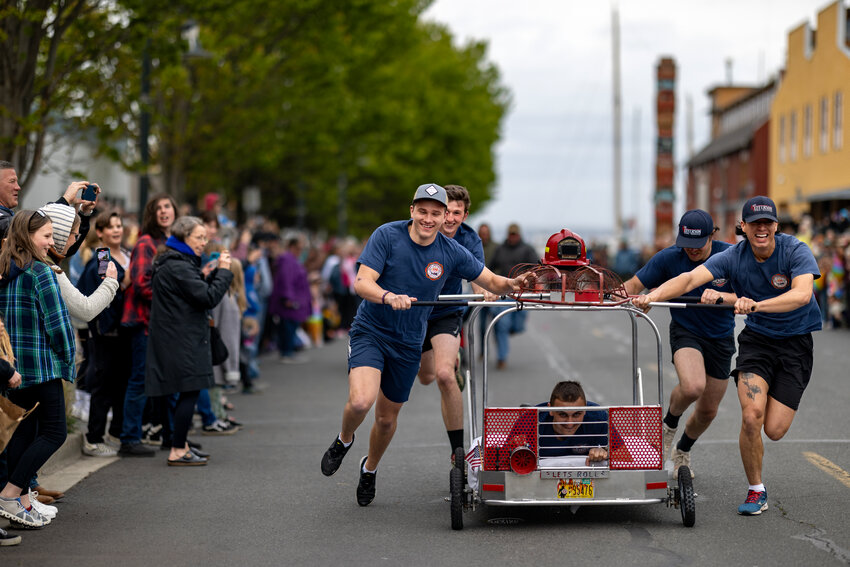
[0,210,75,529]
[117,193,179,457]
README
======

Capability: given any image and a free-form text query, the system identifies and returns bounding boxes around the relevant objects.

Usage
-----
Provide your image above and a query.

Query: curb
[37,427,118,493]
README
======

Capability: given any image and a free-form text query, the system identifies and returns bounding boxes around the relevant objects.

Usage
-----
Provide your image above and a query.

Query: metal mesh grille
[483,408,538,471]
[608,406,662,470]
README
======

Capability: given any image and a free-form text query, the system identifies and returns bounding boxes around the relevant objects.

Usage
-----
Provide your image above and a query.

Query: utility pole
[612,5,623,244]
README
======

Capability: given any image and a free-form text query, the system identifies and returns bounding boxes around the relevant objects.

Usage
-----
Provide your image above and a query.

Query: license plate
[557,479,594,499]
[540,469,609,479]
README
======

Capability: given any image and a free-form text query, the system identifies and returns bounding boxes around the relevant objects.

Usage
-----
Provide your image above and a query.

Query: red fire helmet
[542,229,589,268]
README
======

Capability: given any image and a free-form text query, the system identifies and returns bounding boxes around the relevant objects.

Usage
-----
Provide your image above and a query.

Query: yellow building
[771,0,850,219]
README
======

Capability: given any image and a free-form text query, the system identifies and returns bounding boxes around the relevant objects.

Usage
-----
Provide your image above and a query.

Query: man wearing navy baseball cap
[321,183,534,507]
[624,210,737,480]
[635,196,821,517]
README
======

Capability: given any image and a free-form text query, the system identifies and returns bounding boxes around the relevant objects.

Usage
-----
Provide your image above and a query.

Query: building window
[820,96,829,152]
[779,114,786,163]
[790,111,798,161]
[803,104,812,157]
[835,91,844,150]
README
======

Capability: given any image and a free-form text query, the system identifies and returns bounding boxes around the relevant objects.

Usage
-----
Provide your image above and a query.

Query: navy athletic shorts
[668,320,736,380]
[348,328,422,404]
[732,326,813,411]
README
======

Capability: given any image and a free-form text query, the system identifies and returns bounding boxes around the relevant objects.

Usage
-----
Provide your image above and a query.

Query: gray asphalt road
[4,307,849,566]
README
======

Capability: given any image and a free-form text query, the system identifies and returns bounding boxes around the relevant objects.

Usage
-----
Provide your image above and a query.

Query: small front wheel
[450,467,464,530]
[677,466,695,527]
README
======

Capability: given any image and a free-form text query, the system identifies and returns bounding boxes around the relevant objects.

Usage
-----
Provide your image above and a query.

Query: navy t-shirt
[703,232,822,338]
[352,220,485,349]
[635,241,735,338]
[430,222,485,320]
[536,402,608,458]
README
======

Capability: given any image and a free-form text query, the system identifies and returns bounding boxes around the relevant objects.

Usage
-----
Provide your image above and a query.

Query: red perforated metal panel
[483,408,538,471]
[608,406,662,470]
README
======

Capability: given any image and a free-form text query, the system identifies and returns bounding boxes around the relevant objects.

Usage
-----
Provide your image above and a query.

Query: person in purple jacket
[270,236,312,364]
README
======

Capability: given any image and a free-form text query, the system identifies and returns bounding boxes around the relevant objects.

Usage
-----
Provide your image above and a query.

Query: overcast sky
[423,0,835,244]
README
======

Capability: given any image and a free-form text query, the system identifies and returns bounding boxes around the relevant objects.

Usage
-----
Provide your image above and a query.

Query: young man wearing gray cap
[320,183,533,507]
[634,197,821,516]
[624,210,736,479]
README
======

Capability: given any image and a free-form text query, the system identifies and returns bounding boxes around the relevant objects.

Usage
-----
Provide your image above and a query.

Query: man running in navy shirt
[417,185,497,463]
[624,210,737,479]
[320,183,533,506]
[635,197,821,516]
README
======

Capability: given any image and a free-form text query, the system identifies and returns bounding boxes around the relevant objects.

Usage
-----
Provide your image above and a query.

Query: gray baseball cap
[412,183,447,206]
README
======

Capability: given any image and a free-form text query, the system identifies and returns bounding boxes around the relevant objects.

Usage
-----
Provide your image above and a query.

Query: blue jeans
[196,389,216,427]
[493,308,528,362]
[276,318,301,357]
[475,306,492,358]
[120,325,148,444]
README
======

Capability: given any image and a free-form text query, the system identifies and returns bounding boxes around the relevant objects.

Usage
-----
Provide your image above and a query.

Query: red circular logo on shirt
[425,261,444,280]
[771,274,789,289]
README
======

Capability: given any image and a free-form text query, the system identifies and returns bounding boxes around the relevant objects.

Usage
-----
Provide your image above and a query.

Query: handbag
[209,317,229,365]
[0,395,38,453]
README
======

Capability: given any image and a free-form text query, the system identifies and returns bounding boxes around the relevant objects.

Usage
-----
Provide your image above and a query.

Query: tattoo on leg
[740,372,762,400]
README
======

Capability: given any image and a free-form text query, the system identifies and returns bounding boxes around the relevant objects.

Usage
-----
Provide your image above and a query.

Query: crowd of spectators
[0,161,368,543]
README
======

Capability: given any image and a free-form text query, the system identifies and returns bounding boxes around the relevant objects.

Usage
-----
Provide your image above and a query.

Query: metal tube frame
[446,295,665,443]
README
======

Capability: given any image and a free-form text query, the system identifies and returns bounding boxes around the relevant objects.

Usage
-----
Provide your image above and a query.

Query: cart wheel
[677,466,695,527]
[454,446,467,486]
[450,467,464,530]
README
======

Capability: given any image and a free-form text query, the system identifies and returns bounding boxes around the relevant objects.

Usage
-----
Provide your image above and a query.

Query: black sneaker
[0,526,21,546]
[118,442,156,457]
[321,434,353,476]
[356,456,377,506]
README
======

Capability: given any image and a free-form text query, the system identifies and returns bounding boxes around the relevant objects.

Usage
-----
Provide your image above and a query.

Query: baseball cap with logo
[412,183,447,206]
[675,209,714,248]
[742,196,779,223]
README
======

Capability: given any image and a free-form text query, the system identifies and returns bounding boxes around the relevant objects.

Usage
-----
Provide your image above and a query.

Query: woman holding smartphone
[76,211,132,457]
[0,211,76,528]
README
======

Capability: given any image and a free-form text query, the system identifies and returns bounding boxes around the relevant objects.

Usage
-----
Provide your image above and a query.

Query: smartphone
[82,184,97,202]
[96,247,111,278]
[209,252,220,262]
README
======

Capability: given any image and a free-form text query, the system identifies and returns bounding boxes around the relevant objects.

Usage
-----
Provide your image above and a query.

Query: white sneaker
[82,437,119,457]
[671,447,695,479]
[662,423,676,461]
[28,490,57,519]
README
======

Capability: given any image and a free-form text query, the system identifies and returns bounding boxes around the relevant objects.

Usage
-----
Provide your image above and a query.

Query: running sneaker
[321,434,353,476]
[671,447,694,479]
[141,423,163,446]
[201,420,238,435]
[28,490,57,520]
[661,423,677,461]
[82,436,119,457]
[454,351,465,392]
[737,489,768,516]
[0,496,51,528]
[356,456,377,507]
